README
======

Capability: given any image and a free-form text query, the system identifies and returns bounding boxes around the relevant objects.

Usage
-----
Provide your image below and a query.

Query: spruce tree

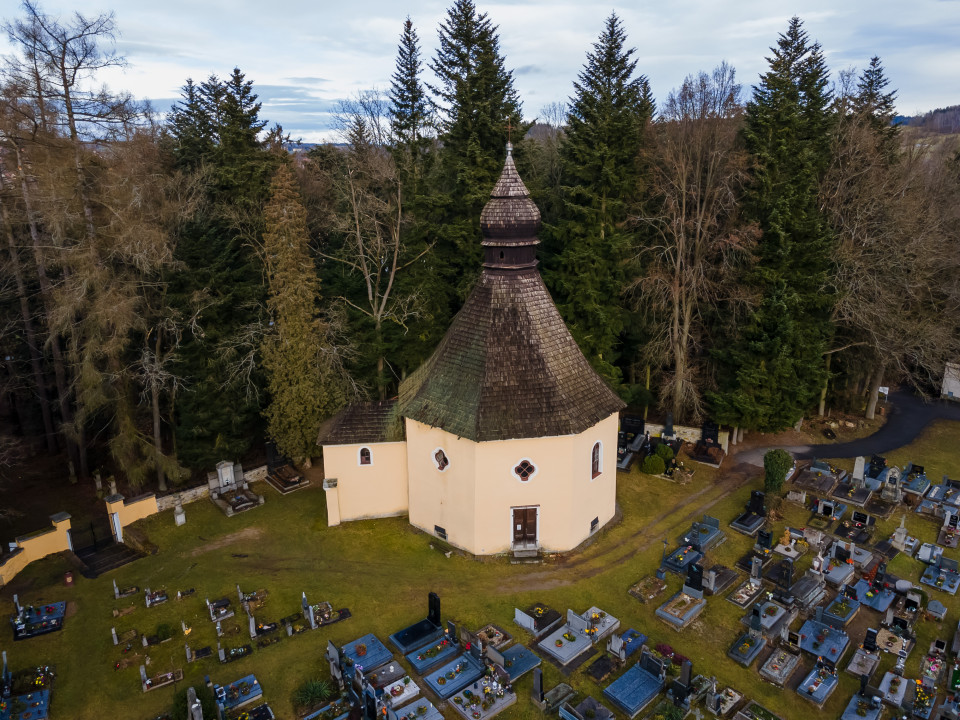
[710,17,834,431]
[428,0,523,307]
[261,165,345,462]
[547,13,653,387]
[389,17,431,186]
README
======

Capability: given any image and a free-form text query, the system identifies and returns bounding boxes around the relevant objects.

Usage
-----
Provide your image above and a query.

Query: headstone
[428,591,441,626]
[853,456,866,482]
[109,478,117,495]
[13,593,21,615]
[892,517,908,551]
[757,530,773,549]
[864,628,879,653]
[302,592,316,629]
[248,613,257,639]
[750,556,763,585]
[567,610,590,635]
[326,640,343,690]
[114,579,120,600]
[608,633,626,662]
[664,412,675,437]
[679,660,692,687]
[446,619,458,642]
[704,569,717,593]
[750,607,763,633]
[748,491,765,515]
[112,627,118,645]
[187,687,204,720]
[859,673,869,696]
[777,559,794,590]
[94,472,102,492]
[686,563,704,593]
[174,500,186,527]
[532,667,544,703]
[185,643,191,662]
[140,665,148,684]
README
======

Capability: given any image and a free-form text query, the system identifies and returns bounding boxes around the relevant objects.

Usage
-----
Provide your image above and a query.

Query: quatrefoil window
[514,460,536,481]
[434,449,449,471]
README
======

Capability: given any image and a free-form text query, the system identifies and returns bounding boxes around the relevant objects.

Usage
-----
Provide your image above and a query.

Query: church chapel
[317,146,625,555]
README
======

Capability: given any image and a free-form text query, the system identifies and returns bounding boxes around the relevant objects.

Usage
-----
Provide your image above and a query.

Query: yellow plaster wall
[105,494,159,529]
[323,442,409,521]
[406,413,619,555]
[405,419,478,549]
[0,515,72,587]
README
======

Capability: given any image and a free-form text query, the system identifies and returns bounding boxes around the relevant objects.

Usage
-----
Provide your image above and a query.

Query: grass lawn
[3,420,960,720]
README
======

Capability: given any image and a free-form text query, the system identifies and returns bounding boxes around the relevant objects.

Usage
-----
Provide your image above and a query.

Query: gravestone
[446,619,458,642]
[664,412,675,437]
[112,627,118,645]
[757,530,773,550]
[749,607,763,633]
[748,491,765,515]
[109,478,117,495]
[750,556,763,586]
[187,687,204,720]
[686,564,704,593]
[702,421,719,444]
[853,456,866,483]
[114,579,120,599]
[326,640,343,690]
[864,628,879,653]
[567,609,590,635]
[532,667,544,703]
[608,633,626,662]
[892,517,908,551]
[428,591,441,626]
[704,568,717,593]
[777,559,794,590]
[302,592,316,629]
[174,499,186,527]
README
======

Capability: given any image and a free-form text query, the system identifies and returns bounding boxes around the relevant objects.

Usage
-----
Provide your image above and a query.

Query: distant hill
[896,105,960,134]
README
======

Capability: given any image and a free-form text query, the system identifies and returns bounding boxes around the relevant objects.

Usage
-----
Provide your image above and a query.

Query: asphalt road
[738,390,960,466]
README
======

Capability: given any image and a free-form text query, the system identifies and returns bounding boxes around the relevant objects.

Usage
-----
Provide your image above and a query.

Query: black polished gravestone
[864,628,879,653]
[757,530,773,550]
[428,592,440,626]
[748,491,765,515]
[685,564,704,593]
[776,558,794,590]
[532,667,544,704]
[702,421,719,445]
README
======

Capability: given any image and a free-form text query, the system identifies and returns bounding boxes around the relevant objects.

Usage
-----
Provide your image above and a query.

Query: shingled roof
[316,400,405,446]
[398,147,625,441]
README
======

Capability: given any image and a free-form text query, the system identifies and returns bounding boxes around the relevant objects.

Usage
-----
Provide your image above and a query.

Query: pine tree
[389,17,432,186]
[428,0,523,306]
[261,165,345,461]
[547,13,654,388]
[710,17,834,431]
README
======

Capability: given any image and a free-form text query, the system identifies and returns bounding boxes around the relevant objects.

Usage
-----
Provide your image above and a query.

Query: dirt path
[495,462,759,593]
[188,526,263,557]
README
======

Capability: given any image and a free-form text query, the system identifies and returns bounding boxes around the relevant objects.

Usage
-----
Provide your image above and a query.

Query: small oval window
[434,449,449,471]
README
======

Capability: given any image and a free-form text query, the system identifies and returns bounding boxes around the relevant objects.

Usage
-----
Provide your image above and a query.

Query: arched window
[434,448,449,472]
[358,447,372,466]
[592,442,602,479]
[513,459,537,482]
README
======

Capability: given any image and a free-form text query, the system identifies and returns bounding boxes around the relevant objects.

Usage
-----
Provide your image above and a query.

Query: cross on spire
[506,116,514,143]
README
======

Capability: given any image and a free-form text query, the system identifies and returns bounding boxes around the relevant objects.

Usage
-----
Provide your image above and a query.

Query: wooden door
[513,507,537,543]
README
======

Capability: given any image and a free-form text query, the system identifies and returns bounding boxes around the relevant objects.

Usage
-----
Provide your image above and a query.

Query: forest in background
[1,0,958,492]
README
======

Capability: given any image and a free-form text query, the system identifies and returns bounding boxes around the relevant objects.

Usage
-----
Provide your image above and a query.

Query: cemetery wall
[153,464,268,511]
[323,443,408,522]
[0,514,72,587]
[943,362,960,401]
[107,493,160,529]
[646,422,730,454]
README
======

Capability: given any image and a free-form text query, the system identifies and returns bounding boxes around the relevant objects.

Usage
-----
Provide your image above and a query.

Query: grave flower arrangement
[355,643,367,657]
[555,639,564,647]
[563,632,576,642]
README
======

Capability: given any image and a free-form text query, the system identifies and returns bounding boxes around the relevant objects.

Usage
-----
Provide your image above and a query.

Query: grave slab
[758,648,799,687]
[839,694,883,720]
[727,632,766,667]
[877,671,908,707]
[421,653,485,699]
[405,637,458,674]
[796,664,838,707]
[341,634,393,673]
[852,579,896,612]
[921,565,960,594]
[498,644,541,681]
[603,660,664,718]
[798,619,849,661]
[389,697,443,720]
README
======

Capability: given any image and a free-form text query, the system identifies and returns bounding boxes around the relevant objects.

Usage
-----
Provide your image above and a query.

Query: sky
[2,0,959,142]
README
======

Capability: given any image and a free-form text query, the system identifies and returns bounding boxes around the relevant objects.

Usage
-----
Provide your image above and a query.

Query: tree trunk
[0,187,57,451]
[865,362,886,420]
[643,364,651,420]
[818,354,832,417]
[13,145,80,472]
[152,334,166,491]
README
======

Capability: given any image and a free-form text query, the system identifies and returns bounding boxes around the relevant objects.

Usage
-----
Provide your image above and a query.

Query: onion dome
[479,143,541,270]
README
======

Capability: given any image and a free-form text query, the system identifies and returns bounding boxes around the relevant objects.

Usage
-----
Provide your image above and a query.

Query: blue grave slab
[621,629,646,657]
[405,637,458,674]
[796,665,839,706]
[662,545,702,575]
[840,694,883,720]
[852,579,896,612]
[341,634,393,672]
[214,674,262,712]
[10,601,66,641]
[920,565,960,595]
[603,662,664,718]
[390,618,443,655]
[0,689,50,720]
[500,644,540,681]
[798,619,849,661]
[421,653,484,699]
[903,466,931,496]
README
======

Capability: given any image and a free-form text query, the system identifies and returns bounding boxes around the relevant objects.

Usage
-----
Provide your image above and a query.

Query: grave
[656,564,707,631]
[831,468,873,507]
[405,624,458,675]
[207,597,234,623]
[248,611,281,644]
[793,459,843,494]
[140,665,183,693]
[213,673,262,712]
[772,527,805,559]
[390,592,443,654]
[832,539,874,569]
[341,634,394,674]
[531,668,576,713]
[0,654,54,720]
[921,642,947,685]
[903,462,932,497]
[732,702,785,720]
[727,608,766,667]
[939,694,960,720]
[824,589,861,627]
[706,683,742,717]
[8,596,66,641]
[878,671,908,707]
[758,648,799,687]
[846,628,881,678]
[537,611,599,667]
[448,671,515,720]
[703,564,738,596]
[113,579,139,599]
[473,624,511,650]
[741,599,792,640]
[420,644,484,699]
[237,584,268,613]
[301,592,351,629]
[730,491,766,537]
[680,516,725,552]
[386,697,443,720]
[514,602,562,639]
[382,675,420,709]
[559,696,615,720]
[810,497,848,527]
[908,680,937,720]
[939,511,960,548]
[727,557,765,609]
[302,699,351,720]
[921,557,960,595]
[864,455,893,490]
[790,568,828,610]
[796,658,839,707]
[918,542,944,565]
[889,515,919,556]
[486,643,540,682]
[184,643,213,663]
[823,556,856,589]
[661,543,703,575]
[208,460,264,516]
[217,642,252,664]
[144,587,168,607]
[602,649,666,718]
[264,463,307,494]
[628,576,667,604]
[840,684,883,720]
[852,577,896,612]
[798,611,850,661]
